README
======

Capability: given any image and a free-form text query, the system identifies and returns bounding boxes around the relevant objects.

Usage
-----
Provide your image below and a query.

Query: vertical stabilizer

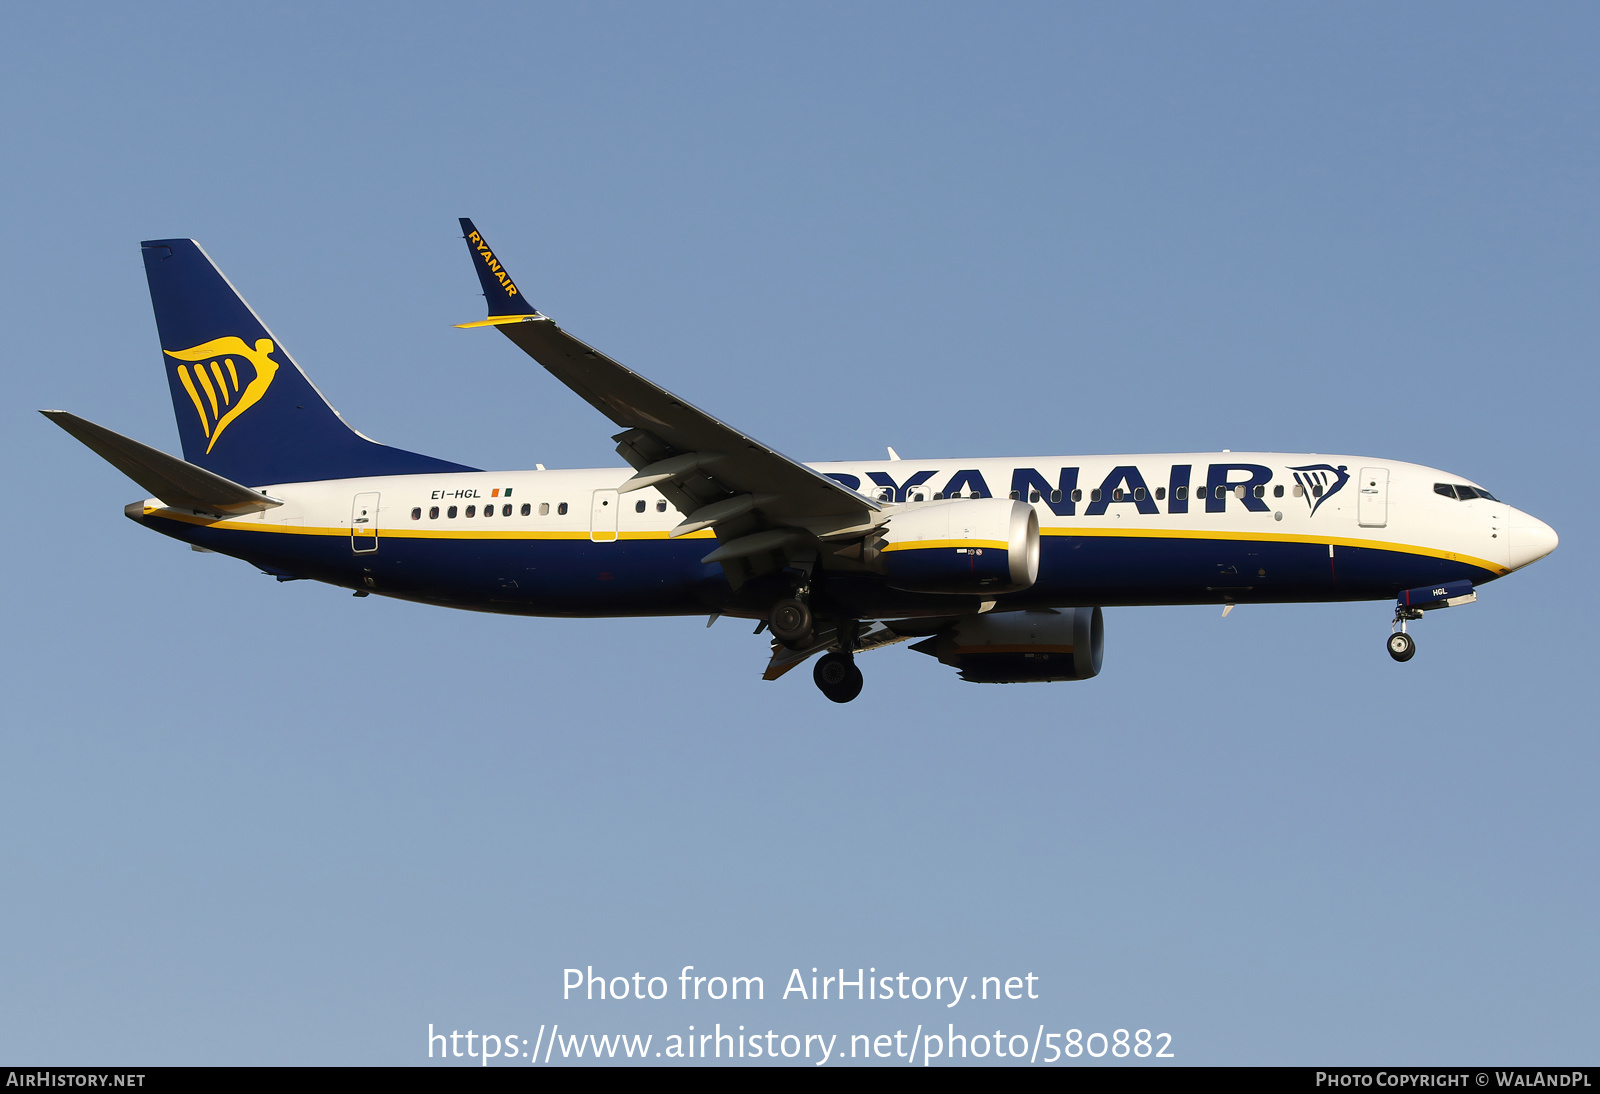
[142,239,476,485]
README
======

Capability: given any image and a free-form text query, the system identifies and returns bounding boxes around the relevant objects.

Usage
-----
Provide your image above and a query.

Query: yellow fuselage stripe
[145,508,715,540]
[882,538,1009,552]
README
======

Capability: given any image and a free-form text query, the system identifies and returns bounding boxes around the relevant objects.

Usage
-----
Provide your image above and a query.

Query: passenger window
[466,505,476,517]
[932,492,944,500]
[1293,484,1304,497]
[447,506,458,518]
[503,504,512,516]
[1009,490,1020,500]
[1274,485,1284,498]
[1050,489,1062,503]
[1134,487,1146,501]
[521,503,531,516]
[1091,489,1103,502]
[1312,484,1323,497]
[1155,487,1166,501]
[1072,489,1083,502]
[1176,486,1187,501]
[1030,490,1041,503]
[411,507,421,520]
[558,502,568,515]
[635,499,646,513]
[429,506,439,519]
[539,502,550,516]
[910,490,927,501]
[1112,488,1124,501]
[484,504,494,518]
[1253,485,1264,499]
[656,500,667,512]
[1215,486,1226,499]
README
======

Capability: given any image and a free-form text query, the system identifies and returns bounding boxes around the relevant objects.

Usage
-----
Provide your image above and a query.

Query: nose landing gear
[1386,580,1478,663]
[1388,605,1422,662]
[1387,628,1417,662]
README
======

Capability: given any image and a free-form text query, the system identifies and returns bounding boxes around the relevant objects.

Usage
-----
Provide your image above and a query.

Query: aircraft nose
[1506,511,1559,570]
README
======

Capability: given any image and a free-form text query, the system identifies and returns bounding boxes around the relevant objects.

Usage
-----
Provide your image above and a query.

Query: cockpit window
[1435,482,1499,502]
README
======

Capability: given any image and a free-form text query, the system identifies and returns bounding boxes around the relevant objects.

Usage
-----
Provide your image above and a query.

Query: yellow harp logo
[165,337,280,454]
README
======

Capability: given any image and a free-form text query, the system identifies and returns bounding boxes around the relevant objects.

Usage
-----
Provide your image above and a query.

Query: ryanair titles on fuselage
[825,460,1349,517]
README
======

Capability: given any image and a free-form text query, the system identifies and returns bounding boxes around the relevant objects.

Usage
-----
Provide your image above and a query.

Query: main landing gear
[814,651,864,704]
[769,597,814,647]
[1388,605,1422,662]
[766,591,865,702]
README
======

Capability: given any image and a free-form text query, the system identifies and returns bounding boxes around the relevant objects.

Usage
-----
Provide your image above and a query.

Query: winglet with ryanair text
[455,217,544,327]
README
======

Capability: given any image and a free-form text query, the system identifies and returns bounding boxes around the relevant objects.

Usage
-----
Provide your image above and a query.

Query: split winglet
[455,217,543,327]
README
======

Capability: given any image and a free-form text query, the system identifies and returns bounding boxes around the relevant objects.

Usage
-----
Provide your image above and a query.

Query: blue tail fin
[141,238,477,485]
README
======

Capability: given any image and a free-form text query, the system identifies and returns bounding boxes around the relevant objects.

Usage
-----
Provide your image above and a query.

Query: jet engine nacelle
[872,498,1039,595]
[909,607,1103,683]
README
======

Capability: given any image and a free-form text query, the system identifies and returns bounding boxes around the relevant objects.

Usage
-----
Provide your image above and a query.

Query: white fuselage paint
[147,451,1557,582]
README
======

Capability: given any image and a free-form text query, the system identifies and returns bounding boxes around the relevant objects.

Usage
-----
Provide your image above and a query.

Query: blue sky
[1,1,1594,1065]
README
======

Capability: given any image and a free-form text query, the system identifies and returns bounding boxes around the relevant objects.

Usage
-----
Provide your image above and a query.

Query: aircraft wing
[454,219,880,540]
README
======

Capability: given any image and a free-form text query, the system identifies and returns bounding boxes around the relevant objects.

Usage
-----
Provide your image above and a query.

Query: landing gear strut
[1388,605,1421,662]
[814,652,863,703]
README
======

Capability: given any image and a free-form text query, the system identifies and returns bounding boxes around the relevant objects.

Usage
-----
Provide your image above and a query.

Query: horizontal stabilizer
[41,410,282,517]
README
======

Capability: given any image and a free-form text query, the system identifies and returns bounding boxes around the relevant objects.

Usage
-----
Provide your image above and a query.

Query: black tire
[769,597,814,646]
[1387,632,1416,662]
[813,652,864,703]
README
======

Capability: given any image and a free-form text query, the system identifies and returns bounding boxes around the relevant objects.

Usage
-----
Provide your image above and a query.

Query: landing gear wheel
[1387,632,1416,662]
[813,652,864,703]
[769,598,814,647]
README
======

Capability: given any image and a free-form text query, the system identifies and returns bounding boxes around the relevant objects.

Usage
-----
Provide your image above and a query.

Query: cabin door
[590,489,619,543]
[351,492,380,553]
[1357,468,1389,528]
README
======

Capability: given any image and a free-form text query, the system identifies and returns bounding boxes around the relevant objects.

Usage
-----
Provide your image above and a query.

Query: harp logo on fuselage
[1288,463,1350,517]
[165,337,280,453]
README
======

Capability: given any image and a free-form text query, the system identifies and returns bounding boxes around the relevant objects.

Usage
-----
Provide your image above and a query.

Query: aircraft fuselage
[130,451,1554,620]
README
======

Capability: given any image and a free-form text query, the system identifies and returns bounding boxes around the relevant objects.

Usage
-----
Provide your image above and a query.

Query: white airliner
[43,219,1559,702]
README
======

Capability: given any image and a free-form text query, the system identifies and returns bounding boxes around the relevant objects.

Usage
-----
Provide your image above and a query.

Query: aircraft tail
[141,238,476,485]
